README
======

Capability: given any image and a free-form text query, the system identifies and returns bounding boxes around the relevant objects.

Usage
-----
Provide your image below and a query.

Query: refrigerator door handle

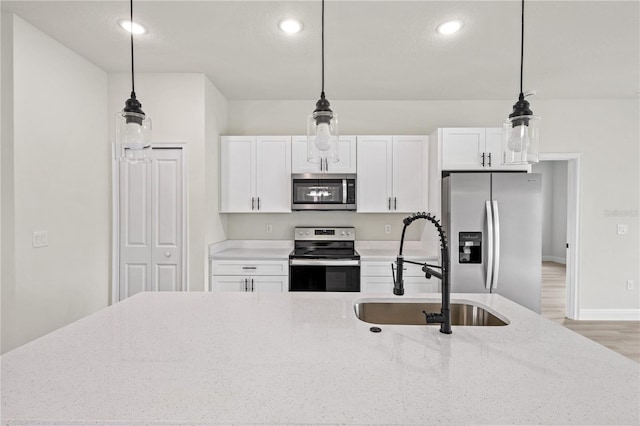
[485,201,494,290]
[491,200,501,291]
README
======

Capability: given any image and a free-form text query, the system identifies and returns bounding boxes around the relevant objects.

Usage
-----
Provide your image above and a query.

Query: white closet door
[118,147,185,301]
[119,160,152,299]
[151,148,183,292]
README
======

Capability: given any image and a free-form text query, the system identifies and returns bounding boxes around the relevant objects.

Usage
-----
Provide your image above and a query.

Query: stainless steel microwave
[291,174,356,211]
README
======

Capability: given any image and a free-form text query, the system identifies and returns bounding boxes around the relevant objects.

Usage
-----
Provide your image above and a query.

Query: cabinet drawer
[361,276,439,294]
[212,275,288,292]
[211,260,288,276]
[361,260,426,278]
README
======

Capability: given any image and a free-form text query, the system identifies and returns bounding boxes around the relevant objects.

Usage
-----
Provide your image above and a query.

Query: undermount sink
[354,301,509,326]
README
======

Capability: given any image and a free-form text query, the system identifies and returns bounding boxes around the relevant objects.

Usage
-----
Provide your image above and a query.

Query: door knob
[165,252,171,257]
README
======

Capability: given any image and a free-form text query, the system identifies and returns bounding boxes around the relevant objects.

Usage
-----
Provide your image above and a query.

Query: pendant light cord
[321,0,325,96]
[130,0,136,96]
[519,0,524,96]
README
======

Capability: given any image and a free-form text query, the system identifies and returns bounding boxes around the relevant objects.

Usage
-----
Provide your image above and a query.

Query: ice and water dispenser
[459,232,482,263]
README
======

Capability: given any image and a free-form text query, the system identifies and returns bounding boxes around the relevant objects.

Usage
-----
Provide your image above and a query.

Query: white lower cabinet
[210,259,288,292]
[360,260,439,294]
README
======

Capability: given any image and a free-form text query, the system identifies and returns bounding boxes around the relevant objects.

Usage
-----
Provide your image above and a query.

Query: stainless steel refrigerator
[442,172,542,313]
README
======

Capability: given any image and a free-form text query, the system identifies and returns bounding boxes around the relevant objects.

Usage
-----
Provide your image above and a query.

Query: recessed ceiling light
[436,20,463,35]
[119,20,147,35]
[278,18,303,34]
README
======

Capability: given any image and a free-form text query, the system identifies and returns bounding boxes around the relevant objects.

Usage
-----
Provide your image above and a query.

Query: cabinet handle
[481,152,485,167]
[388,197,391,210]
[487,153,492,167]
[242,266,257,270]
[257,197,260,210]
[394,197,397,210]
[251,197,255,210]
[320,158,323,172]
[251,278,255,292]
[325,158,328,172]
[244,278,248,292]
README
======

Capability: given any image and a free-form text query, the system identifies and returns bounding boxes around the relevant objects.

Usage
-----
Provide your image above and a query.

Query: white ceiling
[2,1,639,101]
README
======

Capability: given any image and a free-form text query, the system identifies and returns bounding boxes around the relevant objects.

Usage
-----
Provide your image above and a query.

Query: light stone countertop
[208,240,438,262]
[356,240,439,262]
[1,292,638,425]
[209,240,293,260]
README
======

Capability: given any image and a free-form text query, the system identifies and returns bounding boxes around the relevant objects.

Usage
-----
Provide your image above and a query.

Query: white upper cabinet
[291,136,357,174]
[357,135,428,213]
[220,136,291,213]
[440,128,530,171]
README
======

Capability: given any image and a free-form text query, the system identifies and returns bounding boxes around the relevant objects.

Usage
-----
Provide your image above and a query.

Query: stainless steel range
[289,227,360,292]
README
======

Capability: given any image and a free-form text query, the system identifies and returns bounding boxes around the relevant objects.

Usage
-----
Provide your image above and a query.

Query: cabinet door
[325,136,357,173]
[220,136,255,212]
[392,136,428,212]
[441,128,485,170]
[291,136,321,173]
[213,276,251,292]
[256,136,291,212]
[357,136,393,212]
[251,276,288,292]
[484,128,530,171]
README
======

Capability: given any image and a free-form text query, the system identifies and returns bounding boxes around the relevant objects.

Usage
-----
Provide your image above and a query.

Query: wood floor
[541,261,640,363]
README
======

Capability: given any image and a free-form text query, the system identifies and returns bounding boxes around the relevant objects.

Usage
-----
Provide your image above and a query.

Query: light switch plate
[32,231,48,248]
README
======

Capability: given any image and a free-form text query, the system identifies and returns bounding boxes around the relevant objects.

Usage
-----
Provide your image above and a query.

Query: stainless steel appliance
[291,174,356,211]
[289,227,360,292]
[442,172,542,312]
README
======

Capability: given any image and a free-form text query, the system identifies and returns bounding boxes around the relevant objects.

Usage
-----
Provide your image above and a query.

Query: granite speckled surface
[2,292,639,425]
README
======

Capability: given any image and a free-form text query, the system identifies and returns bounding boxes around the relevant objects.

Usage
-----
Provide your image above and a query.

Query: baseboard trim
[542,256,566,264]
[579,309,640,321]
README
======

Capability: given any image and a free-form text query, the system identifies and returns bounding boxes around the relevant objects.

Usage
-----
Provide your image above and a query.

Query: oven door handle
[290,259,360,266]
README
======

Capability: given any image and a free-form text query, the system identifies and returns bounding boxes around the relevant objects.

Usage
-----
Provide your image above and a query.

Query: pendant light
[503,0,540,165]
[115,0,151,163]
[307,0,339,167]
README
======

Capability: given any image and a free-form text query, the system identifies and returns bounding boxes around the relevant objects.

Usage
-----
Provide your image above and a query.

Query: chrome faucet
[392,212,452,334]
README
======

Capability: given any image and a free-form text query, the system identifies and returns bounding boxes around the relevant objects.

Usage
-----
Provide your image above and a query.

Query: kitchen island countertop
[1,292,638,425]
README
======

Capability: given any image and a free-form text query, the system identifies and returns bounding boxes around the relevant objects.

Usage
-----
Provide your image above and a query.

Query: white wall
[533,161,554,258]
[227,99,639,312]
[1,15,109,353]
[204,77,229,272]
[533,160,568,263]
[551,161,568,261]
[108,73,228,292]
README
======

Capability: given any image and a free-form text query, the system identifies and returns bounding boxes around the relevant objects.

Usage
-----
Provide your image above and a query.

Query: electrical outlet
[32,231,48,248]
[384,224,391,234]
[617,224,628,235]
[266,224,273,234]
[627,280,635,291]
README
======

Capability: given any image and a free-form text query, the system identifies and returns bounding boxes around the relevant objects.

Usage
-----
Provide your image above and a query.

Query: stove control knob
[305,231,310,236]
[299,231,304,235]
[347,231,352,236]
[340,231,346,236]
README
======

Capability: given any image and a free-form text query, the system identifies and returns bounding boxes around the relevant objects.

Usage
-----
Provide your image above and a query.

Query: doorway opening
[535,153,581,320]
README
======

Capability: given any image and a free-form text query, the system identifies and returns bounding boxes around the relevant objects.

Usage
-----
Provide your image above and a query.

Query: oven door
[289,259,360,292]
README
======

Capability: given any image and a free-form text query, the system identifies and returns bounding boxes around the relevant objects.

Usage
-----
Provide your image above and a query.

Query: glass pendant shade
[307,110,339,163]
[502,0,539,165]
[503,113,540,164]
[115,108,152,163]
